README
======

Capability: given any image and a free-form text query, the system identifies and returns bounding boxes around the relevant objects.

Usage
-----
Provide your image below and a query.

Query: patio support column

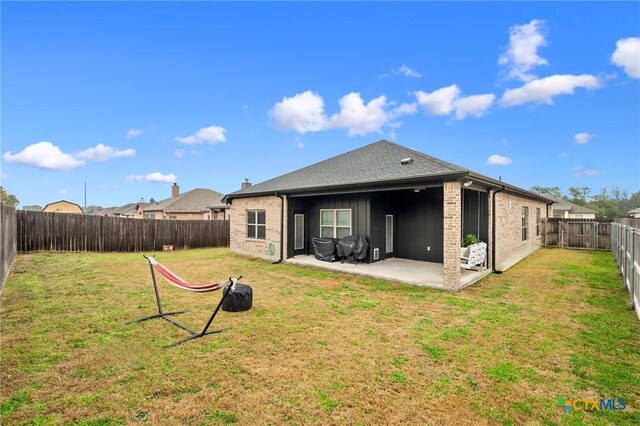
[443,181,462,290]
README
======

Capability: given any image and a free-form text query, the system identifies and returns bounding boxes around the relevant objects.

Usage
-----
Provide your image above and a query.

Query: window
[536,208,541,237]
[522,206,529,241]
[169,215,177,220]
[320,209,351,239]
[144,213,155,219]
[247,210,266,239]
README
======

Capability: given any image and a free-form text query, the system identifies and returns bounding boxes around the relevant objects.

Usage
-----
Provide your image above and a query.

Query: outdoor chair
[460,242,487,270]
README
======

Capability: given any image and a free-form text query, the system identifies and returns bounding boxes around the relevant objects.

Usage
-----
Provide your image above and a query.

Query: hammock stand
[128,255,241,348]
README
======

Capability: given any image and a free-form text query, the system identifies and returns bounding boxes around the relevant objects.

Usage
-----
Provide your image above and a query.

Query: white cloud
[499,19,548,82]
[175,125,226,145]
[414,85,495,119]
[414,85,461,116]
[329,93,389,136]
[58,188,68,194]
[501,74,601,107]
[573,133,594,145]
[269,91,328,133]
[611,37,640,79]
[174,149,185,158]
[3,141,85,170]
[454,94,496,119]
[381,65,422,79]
[557,152,570,158]
[126,129,143,139]
[270,91,408,137]
[388,102,418,120]
[573,165,603,177]
[294,137,305,149]
[75,144,135,162]
[127,172,177,183]
[487,154,513,166]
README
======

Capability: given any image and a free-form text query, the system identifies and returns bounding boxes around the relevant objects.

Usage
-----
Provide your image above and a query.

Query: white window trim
[522,206,529,241]
[320,209,352,239]
[246,209,266,240]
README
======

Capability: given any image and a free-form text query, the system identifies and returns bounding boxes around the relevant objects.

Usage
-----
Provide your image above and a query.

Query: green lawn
[1,248,638,425]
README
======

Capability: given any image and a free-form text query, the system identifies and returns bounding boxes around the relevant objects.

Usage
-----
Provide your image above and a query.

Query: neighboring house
[108,203,138,218]
[628,208,640,218]
[224,140,551,290]
[95,206,118,216]
[42,200,83,214]
[547,195,597,219]
[143,184,228,220]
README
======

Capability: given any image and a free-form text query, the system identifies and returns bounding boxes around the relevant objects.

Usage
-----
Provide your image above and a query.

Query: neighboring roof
[628,207,640,214]
[110,203,137,216]
[225,140,550,202]
[43,200,84,212]
[144,188,227,213]
[96,206,118,216]
[547,195,597,214]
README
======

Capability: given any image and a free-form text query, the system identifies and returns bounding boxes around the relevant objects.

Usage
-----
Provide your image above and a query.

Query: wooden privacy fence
[541,218,612,250]
[612,221,640,320]
[1,202,18,290]
[16,210,229,252]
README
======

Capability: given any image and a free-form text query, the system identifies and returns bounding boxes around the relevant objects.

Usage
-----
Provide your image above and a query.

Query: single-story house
[628,208,640,219]
[548,195,597,219]
[223,140,552,290]
[42,200,83,214]
[143,184,228,220]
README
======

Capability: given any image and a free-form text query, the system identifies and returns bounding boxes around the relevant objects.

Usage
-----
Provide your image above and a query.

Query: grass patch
[1,248,639,424]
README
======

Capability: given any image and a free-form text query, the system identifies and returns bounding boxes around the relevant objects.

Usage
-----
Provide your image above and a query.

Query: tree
[22,205,43,211]
[530,186,563,198]
[567,186,591,206]
[0,186,19,207]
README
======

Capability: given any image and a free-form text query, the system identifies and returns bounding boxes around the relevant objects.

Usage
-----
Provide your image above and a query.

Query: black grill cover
[336,235,369,260]
[312,237,339,262]
[222,284,253,312]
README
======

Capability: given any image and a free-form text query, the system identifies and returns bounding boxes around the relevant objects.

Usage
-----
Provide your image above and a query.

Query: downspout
[273,192,285,264]
[492,185,506,272]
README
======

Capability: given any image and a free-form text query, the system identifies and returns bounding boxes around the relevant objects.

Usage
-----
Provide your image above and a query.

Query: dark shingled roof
[227,140,468,197]
[225,140,550,202]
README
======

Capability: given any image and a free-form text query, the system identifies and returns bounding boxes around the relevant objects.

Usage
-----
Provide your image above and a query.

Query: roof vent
[400,157,414,165]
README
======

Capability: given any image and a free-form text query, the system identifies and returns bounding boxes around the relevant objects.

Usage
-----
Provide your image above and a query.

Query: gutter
[273,192,285,264]
[492,185,506,272]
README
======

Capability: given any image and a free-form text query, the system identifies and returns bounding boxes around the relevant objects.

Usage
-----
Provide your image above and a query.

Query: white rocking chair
[460,242,487,270]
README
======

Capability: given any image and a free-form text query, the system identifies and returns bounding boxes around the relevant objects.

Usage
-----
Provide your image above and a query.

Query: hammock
[128,255,241,348]
[148,257,230,293]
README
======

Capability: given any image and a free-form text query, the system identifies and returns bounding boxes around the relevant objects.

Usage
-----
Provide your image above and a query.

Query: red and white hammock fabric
[149,257,229,293]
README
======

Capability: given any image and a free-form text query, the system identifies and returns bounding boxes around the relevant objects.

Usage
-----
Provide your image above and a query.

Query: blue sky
[2,1,639,208]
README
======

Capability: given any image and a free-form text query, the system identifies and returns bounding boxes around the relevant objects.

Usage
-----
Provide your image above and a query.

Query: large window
[247,210,266,239]
[320,209,352,239]
[536,207,541,237]
[522,206,529,241]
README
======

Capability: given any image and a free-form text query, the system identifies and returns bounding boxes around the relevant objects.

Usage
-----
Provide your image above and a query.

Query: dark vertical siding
[462,189,489,243]
[288,193,371,259]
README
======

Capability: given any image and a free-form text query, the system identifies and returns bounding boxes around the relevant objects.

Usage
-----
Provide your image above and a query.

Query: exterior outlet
[373,248,379,260]
[427,246,431,251]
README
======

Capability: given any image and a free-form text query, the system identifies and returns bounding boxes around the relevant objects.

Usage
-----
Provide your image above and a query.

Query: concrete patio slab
[286,256,491,290]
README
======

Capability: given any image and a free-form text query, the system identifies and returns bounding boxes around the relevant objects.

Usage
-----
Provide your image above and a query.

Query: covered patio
[286,255,490,290]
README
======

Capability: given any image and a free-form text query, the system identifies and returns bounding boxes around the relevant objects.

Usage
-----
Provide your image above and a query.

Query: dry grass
[1,248,639,425]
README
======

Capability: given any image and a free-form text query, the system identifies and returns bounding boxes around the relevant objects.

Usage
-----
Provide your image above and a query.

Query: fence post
[630,228,636,310]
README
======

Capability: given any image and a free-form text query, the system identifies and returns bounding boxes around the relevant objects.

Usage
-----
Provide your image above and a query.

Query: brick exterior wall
[493,191,548,272]
[229,195,288,262]
[443,181,462,290]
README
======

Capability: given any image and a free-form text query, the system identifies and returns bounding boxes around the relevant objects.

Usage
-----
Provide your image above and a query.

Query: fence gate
[611,222,639,320]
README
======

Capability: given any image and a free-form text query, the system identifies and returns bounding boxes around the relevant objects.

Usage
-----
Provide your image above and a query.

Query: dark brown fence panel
[1,202,17,290]
[541,218,612,250]
[16,210,229,252]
